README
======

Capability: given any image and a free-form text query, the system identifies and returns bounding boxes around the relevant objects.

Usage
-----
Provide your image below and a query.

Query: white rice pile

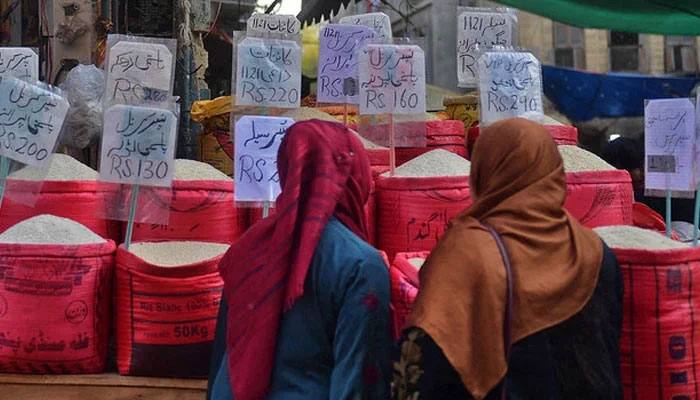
[174,159,231,181]
[544,115,565,126]
[386,150,471,177]
[0,214,105,245]
[9,154,98,181]
[408,258,426,269]
[281,107,338,123]
[558,145,615,172]
[129,241,230,267]
[594,225,688,250]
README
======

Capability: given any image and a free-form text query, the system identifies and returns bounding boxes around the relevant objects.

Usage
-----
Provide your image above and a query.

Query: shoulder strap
[482,222,514,400]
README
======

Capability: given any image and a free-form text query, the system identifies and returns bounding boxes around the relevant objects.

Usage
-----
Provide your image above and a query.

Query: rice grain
[408,258,426,269]
[10,154,98,181]
[0,214,105,245]
[128,241,230,267]
[558,145,615,172]
[174,159,231,181]
[594,225,687,250]
[386,150,471,177]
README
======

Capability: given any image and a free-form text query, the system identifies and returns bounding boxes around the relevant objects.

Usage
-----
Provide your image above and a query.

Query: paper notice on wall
[0,48,39,82]
[457,9,515,87]
[100,104,178,187]
[0,78,70,168]
[644,98,696,192]
[339,12,392,40]
[477,51,543,126]
[247,13,301,36]
[358,44,426,115]
[235,38,302,109]
[105,41,174,104]
[234,115,294,203]
[317,24,376,104]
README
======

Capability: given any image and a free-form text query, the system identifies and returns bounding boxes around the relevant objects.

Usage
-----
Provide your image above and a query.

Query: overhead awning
[495,0,700,36]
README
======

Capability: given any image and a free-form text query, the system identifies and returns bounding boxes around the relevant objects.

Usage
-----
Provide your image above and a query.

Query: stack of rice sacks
[375,149,472,259]
[596,226,700,400]
[115,240,228,377]
[395,119,468,166]
[0,215,116,373]
[126,159,245,243]
[0,154,121,242]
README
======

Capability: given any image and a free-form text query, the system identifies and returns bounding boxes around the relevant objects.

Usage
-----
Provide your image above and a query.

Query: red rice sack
[0,181,121,242]
[563,171,634,228]
[396,120,467,165]
[390,252,428,339]
[0,241,116,374]
[368,148,390,177]
[126,180,246,244]
[376,175,471,260]
[467,124,578,159]
[609,244,700,400]
[115,242,226,378]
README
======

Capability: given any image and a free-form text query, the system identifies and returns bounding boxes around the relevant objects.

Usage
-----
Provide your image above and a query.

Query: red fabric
[218,120,372,399]
[0,181,121,242]
[125,180,246,244]
[0,241,116,374]
[115,244,224,377]
[563,170,634,228]
[375,175,472,259]
[613,246,700,400]
[389,252,428,339]
[631,202,680,240]
[467,125,579,159]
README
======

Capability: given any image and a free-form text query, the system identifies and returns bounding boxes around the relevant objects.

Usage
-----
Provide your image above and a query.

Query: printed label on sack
[0,77,70,168]
[247,13,301,35]
[358,44,426,115]
[106,41,174,104]
[477,51,543,126]
[644,98,696,192]
[457,10,514,87]
[339,12,392,40]
[0,47,39,83]
[99,104,177,187]
[317,24,376,104]
[234,115,294,203]
[235,38,302,109]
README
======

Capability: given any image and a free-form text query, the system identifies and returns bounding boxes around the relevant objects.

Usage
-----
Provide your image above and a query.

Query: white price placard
[358,44,426,115]
[247,13,301,35]
[105,41,174,103]
[317,24,376,103]
[100,104,177,187]
[457,10,514,87]
[234,115,294,203]
[644,98,696,192]
[0,47,39,82]
[477,51,543,126]
[339,12,392,40]
[0,78,69,167]
[235,38,302,109]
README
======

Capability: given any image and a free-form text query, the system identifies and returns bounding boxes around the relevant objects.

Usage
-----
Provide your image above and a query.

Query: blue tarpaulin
[542,65,699,122]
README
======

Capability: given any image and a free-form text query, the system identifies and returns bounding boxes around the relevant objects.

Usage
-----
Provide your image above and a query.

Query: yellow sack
[302,24,319,78]
[443,95,479,129]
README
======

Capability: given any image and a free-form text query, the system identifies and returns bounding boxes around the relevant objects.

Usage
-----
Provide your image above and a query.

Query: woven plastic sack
[115,244,224,378]
[564,171,634,228]
[614,245,700,400]
[467,124,578,159]
[0,241,116,374]
[197,129,234,178]
[376,175,472,260]
[389,251,428,340]
[395,120,467,166]
[124,181,246,244]
[0,181,121,242]
[633,202,680,240]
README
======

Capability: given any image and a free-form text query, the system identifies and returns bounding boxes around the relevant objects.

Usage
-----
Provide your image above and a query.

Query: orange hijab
[406,118,603,399]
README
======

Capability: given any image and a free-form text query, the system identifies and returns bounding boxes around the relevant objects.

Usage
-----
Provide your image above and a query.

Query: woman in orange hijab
[391,118,623,399]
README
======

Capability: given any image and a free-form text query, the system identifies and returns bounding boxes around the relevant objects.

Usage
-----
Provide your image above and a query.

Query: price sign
[457,10,514,87]
[339,12,392,40]
[358,44,426,115]
[247,13,301,35]
[0,48,39,82]
[235,38,302,109]
[644,98,696,192]
[318,24,376,104]
[477,51,543,126]
[105,41,174,104]
[234,115,294,202]
[0,78,69,168]
[100,104,177,187]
